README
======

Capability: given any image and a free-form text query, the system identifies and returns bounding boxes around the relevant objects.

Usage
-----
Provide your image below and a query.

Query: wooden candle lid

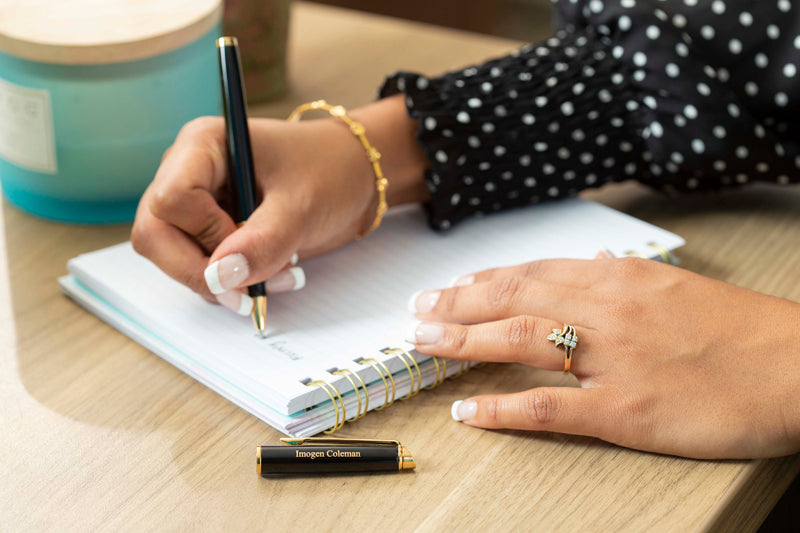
[0,0,222,65]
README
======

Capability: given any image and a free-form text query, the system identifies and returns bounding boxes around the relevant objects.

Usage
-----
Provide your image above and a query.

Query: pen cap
[257,444,415,475]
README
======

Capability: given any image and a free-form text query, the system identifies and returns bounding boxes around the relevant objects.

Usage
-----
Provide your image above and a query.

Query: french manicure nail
[597,246,615,259]
[407,290,440,313]
[412,322,444,344]
[216,291,253,316]
[204,253,250,295]
[449,274,475,287]
[451,400,477,422]
[290,253,299,265]
[407,290,423,313]
[266,267,306,293]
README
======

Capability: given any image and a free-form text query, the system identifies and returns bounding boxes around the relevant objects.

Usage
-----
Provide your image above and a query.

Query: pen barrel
[248,284,266,298]
[217,38,258,223]
[258,446,401,474]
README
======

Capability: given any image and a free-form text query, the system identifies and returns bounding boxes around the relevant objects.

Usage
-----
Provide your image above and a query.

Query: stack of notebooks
[60,199,683,437]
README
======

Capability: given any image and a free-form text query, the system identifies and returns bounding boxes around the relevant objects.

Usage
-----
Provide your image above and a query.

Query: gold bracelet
[286,100,388,238]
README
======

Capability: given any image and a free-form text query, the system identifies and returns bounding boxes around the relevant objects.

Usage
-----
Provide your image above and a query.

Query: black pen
[257,438,416,475]
[216,36,267,336]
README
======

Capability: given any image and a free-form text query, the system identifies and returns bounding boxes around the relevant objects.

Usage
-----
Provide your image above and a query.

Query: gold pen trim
[217,36,238,48]
[256,445,262,475]
[398,445,416,471]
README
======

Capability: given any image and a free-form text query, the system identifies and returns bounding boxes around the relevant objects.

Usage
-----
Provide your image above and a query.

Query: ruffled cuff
[379,26,643,230]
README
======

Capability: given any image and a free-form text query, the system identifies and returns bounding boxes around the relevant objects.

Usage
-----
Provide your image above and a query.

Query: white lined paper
[62,199,684,434]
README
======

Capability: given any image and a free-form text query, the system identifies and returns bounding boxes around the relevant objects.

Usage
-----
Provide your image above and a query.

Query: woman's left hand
[409,257,800,459]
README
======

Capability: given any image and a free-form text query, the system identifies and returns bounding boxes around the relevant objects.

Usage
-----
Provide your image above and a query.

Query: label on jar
[0,76,57,174]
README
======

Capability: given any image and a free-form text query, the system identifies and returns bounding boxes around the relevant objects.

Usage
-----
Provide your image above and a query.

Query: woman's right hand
[131,95,429,314]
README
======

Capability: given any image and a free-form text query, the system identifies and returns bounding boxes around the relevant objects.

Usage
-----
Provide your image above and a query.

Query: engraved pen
[257,438,416,475]
[216,36,267,335]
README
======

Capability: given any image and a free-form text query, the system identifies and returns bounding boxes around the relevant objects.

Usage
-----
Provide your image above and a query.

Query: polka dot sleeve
[379,0,800,230]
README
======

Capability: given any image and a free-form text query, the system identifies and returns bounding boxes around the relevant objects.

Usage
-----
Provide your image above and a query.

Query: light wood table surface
[2,3,799,531]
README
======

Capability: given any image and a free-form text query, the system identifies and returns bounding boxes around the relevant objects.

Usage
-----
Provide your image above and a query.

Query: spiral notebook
[60,199,684,437]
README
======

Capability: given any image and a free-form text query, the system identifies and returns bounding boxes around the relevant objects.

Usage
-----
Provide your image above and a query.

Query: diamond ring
[547,324,578,374]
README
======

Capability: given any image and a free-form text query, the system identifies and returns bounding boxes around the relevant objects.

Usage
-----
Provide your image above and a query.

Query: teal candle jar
[0,1,223,223]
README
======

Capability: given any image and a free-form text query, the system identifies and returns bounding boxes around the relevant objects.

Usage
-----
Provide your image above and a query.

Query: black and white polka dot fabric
[379,0,800,230]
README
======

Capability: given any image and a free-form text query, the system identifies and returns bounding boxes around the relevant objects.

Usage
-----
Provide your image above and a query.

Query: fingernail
[412,322,444,344]
[407,290,423,313]
[449,274,475,287]
[290,253,299,265]
[205,253,250,295]
[266,267,306,293]
[596,246,615,259]
[216,291,253,316]
[451,400,477,422]
[407,290,440,313]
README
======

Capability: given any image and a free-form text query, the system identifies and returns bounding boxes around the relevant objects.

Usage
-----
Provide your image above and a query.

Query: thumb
[451,387,608,438]
[203,193,303,295]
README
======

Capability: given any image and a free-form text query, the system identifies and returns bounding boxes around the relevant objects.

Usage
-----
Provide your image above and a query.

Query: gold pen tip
[399,446,416,470]
[251,296,267,335]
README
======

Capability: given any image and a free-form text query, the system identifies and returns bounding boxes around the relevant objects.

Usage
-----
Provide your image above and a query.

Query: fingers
[131,205,216,301]
[203,191,304,294]
[215,290,254,316]
[409,277,596,326]
[450,258,610,290]
[411,316,593,374]
[146,119,235,254]
[135,115,307,304]
[451,387,608,436]
[148,180,236,255]
[213,261,305,314]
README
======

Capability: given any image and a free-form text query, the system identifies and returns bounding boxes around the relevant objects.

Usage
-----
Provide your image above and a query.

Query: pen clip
[280,437,400,447]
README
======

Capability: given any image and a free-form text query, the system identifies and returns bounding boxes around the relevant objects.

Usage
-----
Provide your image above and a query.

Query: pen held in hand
[216,36,268,336]
[257,438,416,475]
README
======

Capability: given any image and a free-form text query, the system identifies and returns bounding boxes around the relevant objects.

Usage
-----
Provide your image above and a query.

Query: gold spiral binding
[624,242,676,263]
[454,359,471,378]
[333,368,369,421]
[382,348,422,400]
[310,351,479,433]
[358,358,396,410]
[438,357,448,386]
[307,380,345,433]
[625,250,649,259]
[424,356,446,390]
[648,242,678,265]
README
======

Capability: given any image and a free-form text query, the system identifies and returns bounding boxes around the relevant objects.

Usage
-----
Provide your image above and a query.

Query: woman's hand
[131,95,429,314]
[409,257,800,459]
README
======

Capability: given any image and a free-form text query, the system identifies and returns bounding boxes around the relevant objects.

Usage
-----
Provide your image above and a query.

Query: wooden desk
[2,3,799,530]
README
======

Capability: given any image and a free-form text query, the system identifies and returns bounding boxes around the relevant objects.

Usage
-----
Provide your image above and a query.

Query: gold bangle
[287,100,388,238]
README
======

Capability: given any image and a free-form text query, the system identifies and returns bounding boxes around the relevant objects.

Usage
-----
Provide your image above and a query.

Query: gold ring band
[563,346,573,374]
[546,324,578,374]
